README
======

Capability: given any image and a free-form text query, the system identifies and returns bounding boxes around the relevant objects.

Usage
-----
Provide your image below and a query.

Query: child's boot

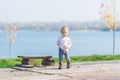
[58,62,62,69]
[67,61,70,68]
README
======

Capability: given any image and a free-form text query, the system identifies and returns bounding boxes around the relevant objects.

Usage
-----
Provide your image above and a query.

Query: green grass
[0,58,22,68]
[1,54,120,68]
[70,54,120,62]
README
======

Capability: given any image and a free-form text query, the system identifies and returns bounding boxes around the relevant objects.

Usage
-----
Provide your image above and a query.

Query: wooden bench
[17,56,55,68]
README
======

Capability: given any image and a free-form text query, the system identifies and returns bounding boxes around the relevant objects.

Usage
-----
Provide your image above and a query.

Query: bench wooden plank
[18,56,52,59]
[17,56,55,67]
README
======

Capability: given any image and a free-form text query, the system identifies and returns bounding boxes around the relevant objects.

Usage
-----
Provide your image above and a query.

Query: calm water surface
[0,31,120,58]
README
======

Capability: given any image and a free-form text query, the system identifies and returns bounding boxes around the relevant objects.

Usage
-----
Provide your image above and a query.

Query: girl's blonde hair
[60,25,69,33]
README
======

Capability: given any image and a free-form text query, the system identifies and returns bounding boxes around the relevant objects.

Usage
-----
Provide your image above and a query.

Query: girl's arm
[68,38,72,48]
[56,37,60,47]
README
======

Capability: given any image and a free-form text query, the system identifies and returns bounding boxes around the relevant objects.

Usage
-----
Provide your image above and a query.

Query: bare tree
[100,0,120,55]
[5,24,18,57]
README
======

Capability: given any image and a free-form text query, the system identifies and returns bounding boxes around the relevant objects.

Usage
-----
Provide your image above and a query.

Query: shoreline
[1,54,120,68]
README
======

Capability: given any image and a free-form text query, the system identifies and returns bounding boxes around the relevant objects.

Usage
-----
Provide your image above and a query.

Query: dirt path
[1,60,120,80]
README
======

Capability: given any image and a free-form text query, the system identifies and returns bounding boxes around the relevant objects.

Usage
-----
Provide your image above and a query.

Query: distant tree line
[0,21,120,32]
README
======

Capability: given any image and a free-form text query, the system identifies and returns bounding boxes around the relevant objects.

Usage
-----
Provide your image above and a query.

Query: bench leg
[41,58,55,66]
[22,58,35,65]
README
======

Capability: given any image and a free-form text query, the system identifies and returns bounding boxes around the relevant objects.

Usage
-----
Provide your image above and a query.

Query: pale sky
[0,0,120,23]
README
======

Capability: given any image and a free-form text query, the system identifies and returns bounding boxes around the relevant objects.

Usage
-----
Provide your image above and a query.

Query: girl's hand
[64,45,68,49]
[57,41,60,46]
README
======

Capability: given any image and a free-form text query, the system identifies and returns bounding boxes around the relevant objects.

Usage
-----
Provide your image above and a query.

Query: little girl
[56,25,72,69]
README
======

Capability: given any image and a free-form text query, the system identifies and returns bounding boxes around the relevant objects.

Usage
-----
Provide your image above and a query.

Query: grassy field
[0,54,120,68]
